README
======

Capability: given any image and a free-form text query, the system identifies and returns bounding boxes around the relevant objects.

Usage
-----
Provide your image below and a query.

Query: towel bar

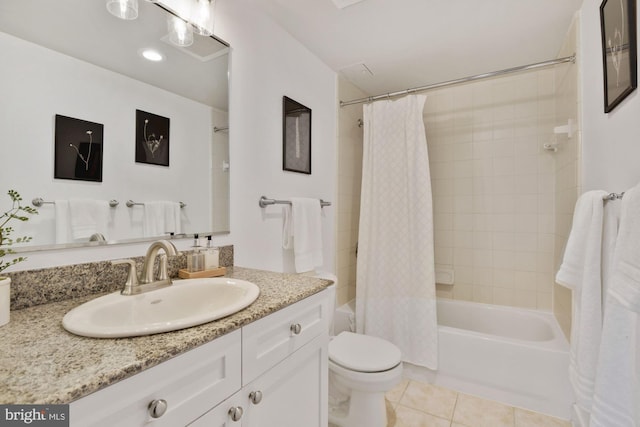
[32,198,119,208]
[126,200,186,208]
[602,192,624,201]
[259,196,331,208]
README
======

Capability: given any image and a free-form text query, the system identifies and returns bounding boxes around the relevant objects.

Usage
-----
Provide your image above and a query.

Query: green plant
[0,190,38,275]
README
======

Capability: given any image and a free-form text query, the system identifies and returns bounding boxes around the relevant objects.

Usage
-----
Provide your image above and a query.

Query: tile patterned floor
[385,379,571,427]
[331,378,572,427]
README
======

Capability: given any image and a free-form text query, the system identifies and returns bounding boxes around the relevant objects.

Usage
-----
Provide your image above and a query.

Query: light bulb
[168,16,194,47]
[106,0,139,20]
[190,0,214,36]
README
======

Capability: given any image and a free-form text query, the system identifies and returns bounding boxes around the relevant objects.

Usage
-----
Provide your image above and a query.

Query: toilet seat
[329,331,402,373]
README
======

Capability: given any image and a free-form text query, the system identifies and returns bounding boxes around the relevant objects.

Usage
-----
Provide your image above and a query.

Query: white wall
[580,0,640,192]
[3,0,337,274]
[214,0,337,273]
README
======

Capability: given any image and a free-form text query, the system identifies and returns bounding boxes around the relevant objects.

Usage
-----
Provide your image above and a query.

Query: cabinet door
[243,333,328,427]
[188,390,247,427]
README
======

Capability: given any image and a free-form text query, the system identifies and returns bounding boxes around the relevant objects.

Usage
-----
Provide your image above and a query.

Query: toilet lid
[329,331,402,373]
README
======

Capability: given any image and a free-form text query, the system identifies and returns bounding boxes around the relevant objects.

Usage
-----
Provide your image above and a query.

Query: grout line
[449,390,460,425]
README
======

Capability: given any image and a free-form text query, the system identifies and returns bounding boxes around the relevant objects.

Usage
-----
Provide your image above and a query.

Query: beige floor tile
[399,380,458,420]
[514,408,571,427]
[452,393,515,427]
[386,378,410,403]
[387,398,397,426]
[394,404,451,427]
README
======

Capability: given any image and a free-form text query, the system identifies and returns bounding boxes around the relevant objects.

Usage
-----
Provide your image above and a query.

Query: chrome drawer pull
[148,399,168,418]
[228,406,244,421]
[290,323,302,335]
[249,390,263,404]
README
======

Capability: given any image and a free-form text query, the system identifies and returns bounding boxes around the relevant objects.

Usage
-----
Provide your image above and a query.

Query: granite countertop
[0,267,331,404]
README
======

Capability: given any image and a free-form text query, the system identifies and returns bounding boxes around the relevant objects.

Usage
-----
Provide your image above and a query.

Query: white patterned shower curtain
[356,94,438,369]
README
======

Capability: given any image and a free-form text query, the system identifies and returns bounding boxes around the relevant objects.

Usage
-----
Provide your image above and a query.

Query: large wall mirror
[0,0,230,252]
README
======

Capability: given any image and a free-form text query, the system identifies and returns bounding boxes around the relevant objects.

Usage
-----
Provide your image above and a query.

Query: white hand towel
[287,198,323,273]
[143,201,181,237]
[54,200,71,244]
[590,184,640,427]
[68,199,109,240]
[555,190,608,417]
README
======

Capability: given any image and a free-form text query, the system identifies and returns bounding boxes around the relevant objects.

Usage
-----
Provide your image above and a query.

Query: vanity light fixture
[190,0,215,37]
[168,15,194,47]
[140,49,164,62]
[106,0,139,20]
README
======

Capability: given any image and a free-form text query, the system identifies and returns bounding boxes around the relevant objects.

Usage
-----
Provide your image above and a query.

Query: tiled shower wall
[428,69,558,310]
[336,76,365,306]
[553,17,581,338]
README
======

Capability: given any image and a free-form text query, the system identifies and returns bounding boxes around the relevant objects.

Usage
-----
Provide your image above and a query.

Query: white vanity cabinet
[69,289,330,427]
[191,290,330,426]
[69,330,242,427]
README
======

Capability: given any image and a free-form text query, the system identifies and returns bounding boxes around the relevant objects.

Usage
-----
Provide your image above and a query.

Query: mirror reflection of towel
[143,201,181,237]
[68,199,110,240]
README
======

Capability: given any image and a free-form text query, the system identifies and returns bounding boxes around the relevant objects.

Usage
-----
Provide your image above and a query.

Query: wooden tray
[178,267,226,279]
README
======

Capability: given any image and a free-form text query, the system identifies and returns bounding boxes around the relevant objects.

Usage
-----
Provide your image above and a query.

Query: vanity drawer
[70,329,242,427]
[242,289,329,385]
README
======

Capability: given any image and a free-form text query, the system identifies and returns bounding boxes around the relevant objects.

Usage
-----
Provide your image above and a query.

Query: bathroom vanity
[0,267,331,427]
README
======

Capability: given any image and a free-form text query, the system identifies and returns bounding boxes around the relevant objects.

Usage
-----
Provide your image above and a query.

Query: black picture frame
[282,96,312,174]
[600,0,638,113]
[54,115,103,182]
[135,109,170,166]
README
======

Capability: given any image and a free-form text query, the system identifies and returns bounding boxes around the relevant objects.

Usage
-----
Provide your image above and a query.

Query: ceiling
[255,0,584,97]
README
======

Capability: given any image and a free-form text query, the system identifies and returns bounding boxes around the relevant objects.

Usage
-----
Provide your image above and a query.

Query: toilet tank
[334,299,356,335]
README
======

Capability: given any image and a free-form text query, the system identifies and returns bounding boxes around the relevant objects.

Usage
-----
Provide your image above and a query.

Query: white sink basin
[62,278,260,338]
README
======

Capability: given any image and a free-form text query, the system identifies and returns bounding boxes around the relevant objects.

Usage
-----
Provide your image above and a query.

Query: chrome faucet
[112,240,179,295]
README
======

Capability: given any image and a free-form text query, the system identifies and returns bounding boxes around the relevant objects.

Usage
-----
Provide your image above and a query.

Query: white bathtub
[336,298,573,419]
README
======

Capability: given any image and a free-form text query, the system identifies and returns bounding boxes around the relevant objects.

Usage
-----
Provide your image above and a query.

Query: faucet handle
[112,259,139,294]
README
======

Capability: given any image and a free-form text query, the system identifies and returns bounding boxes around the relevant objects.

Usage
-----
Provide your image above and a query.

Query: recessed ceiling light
[140,49,164,62]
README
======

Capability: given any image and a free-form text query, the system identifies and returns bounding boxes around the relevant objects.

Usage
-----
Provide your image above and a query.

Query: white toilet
[314,272,403,427]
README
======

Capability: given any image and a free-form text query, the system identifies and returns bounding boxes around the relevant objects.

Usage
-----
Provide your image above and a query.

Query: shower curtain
[355,94,438,369]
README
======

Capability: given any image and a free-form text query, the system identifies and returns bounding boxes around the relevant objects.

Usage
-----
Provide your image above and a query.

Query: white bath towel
[590,184,640,427]
[54,200,71,244]
[68,199,110,240]
[555,190,608,418]
[282,198,323,273]
[142,201,181,237]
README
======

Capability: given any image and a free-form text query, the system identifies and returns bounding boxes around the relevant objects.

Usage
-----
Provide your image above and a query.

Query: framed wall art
[600,0,638,112]
[282,96,312,174]
[54,114,103,182]
[136,109,170,166]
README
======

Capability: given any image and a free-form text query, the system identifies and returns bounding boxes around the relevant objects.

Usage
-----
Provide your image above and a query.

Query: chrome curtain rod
[259,196,331,208]
[340,54,576,107]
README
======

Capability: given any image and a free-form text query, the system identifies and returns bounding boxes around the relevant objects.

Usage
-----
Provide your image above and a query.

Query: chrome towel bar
[259,196,331,208]
[32,198,119,208]
[126,200,186,208]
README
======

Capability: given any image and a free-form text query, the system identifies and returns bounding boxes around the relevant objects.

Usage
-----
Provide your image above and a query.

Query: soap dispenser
[203,235,219,270]
[187,234,204,272]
